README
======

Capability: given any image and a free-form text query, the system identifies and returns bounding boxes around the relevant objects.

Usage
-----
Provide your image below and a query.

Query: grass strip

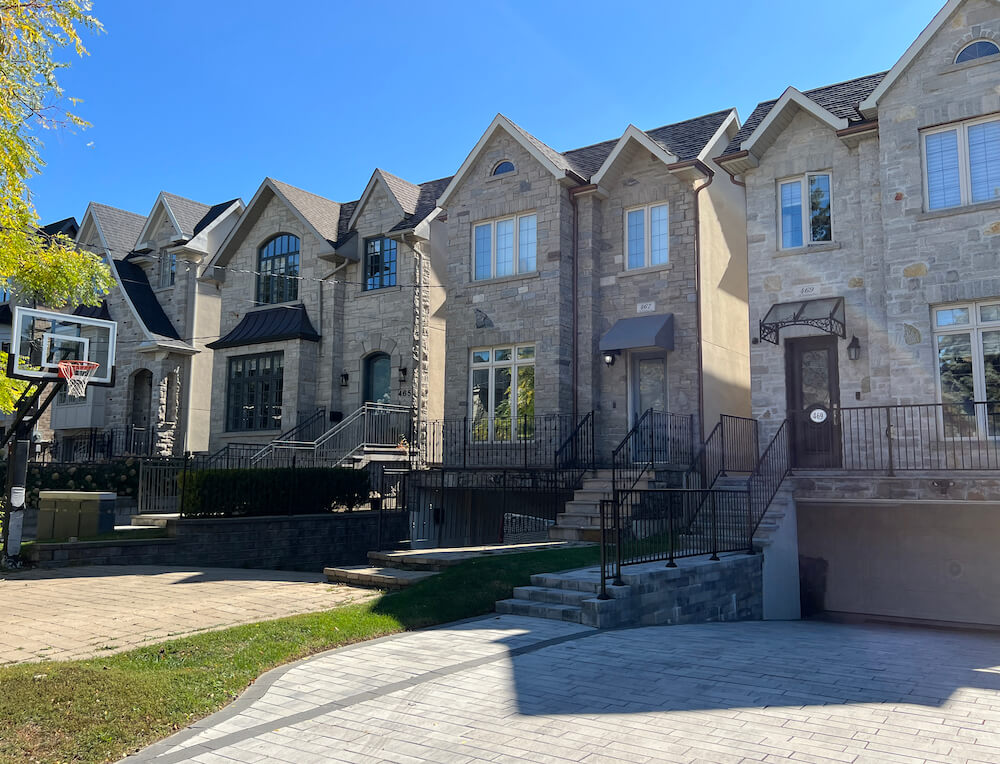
[0,544,599,764]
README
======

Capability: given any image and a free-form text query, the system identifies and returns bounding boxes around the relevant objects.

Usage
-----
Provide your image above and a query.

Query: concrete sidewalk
[128,615,1000,763]
[0,565,376,664]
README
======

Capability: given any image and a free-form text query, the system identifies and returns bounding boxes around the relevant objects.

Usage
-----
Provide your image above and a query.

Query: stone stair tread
[511,585,592,605]
[323,565,437,588]
[495,598,583,623]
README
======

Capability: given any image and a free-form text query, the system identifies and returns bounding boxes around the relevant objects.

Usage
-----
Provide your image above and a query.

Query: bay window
[924,117,1000,211]
[473,213,536,280]
[470,345,535,441]
[778,173,832,249]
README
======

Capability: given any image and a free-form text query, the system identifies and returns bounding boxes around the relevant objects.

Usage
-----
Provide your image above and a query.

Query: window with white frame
[624,202,669,269]
[933,300,1000,436]
[923,116,1000,211]
[473,213,536,280]
[469,345,535,441]
[778,173,832,249]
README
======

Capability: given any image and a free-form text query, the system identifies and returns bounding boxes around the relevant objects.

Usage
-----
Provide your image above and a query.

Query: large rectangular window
[473,213,536,280]
[364,236,397,291]
[778,173,832,249]
[470,345,535,442]
[226,351,284,431]
[924,117,1000,210]
[933,301,1000,436]
[625,203,669,269]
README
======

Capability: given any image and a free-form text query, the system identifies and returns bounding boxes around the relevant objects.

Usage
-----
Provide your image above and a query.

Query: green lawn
[0,544,599,764]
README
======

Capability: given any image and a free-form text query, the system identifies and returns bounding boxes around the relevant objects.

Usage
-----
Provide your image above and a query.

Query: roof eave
[741,87,848,160]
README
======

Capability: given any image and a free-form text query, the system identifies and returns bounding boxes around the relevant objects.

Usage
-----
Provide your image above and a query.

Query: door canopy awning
[599,313,674,352]
[759,297,845,345]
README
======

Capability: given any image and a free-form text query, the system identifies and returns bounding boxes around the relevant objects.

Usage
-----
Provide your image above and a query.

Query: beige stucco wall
[798,499,1000,626]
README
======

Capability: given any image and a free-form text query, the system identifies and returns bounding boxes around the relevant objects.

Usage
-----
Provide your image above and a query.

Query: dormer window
[492,161,515,176]
[956,40,999,64]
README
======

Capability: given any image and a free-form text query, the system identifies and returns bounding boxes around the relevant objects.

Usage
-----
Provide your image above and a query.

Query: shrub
[179,467,370,518]
[1,458,140,507]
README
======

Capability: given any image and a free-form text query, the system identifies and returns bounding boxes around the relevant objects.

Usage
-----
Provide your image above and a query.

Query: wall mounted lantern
[602,351,619,367]
[399,366,408,382]
[847,335,861,361]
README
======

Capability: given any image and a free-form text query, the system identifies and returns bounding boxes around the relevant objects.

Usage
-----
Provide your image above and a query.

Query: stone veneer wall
[24,511,408,572]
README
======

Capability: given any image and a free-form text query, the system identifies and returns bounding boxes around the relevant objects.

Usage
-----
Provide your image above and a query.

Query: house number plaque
[809,408,828,423]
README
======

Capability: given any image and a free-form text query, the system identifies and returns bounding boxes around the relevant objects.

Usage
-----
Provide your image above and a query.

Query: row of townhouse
[20,0,999,625]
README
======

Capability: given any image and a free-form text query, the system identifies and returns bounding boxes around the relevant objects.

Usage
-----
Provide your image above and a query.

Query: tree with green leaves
[0,0,113,411]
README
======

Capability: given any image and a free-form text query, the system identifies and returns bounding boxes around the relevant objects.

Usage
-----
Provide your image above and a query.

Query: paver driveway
[0,565,376,664]
[128,615,1000,764]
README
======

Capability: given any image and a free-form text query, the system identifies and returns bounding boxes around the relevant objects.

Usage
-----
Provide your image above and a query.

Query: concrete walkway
[0,565,376,664]
[128,615,1000,763]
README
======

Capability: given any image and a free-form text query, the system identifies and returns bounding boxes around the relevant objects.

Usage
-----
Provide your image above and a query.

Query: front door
[786,335,841,468]
[630,351,667,462]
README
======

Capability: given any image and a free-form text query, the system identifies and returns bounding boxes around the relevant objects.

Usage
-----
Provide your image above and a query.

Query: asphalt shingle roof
[113,259,181,340]
[390,176,453,233]
[378,170,421,215]
[193,198,241,237]
[39,217,79,239]
[722,71,888,156]
[207,304,320,349]
[89,203,145,258]
[161,193,212,238]
[269,179,342,246]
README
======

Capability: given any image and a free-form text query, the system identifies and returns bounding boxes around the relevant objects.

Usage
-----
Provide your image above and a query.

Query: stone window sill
[358,283,403,298]
[939,54,1000,76]
[774,242,842,259]
[915,197,1000,222]
[617,262,674,279]
[469,271,539,288]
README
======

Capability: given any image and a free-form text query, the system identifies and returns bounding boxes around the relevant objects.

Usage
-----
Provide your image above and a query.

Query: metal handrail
[554,411,595,472]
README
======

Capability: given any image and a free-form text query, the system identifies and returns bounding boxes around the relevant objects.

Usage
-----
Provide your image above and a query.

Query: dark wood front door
[786,335,841,468]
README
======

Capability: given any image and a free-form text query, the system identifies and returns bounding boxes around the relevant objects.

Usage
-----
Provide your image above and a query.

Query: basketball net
[58,360,100,398]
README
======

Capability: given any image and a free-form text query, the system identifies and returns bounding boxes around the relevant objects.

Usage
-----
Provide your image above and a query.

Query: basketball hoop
[58,360,100,398]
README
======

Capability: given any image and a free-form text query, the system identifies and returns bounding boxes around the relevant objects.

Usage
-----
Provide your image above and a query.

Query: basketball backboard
[7,306,117,387]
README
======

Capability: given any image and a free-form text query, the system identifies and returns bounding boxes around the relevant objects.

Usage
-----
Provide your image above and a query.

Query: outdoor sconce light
[847,335,861,361]
[399,366,408,382]
[603,351,619,367]
[340,373,349,387]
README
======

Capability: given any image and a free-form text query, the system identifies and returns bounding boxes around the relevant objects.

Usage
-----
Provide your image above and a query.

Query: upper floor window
[778,173,831,249]
[625,203,669,269]
[474,213,536,280]
[956,40,1000,64]
[492,161,515,176]
[364,237,397,291]
[924,117,1000,211]
[257,234,300,304]
[159,253,176,288]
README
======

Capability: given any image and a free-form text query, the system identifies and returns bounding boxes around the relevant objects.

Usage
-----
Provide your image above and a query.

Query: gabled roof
[161,193,211,238]
[193,199,241,237]
[206,304,320,350]
[720,72,887,158]
[389,176,452,233]
[39,217,79,240]
[439,110,734,206]
[269,178,342,245]
[378,170,420,215]
[113,259,182,341]
[85,202,146,258]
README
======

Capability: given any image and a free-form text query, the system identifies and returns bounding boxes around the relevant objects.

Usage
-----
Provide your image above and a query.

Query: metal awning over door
[759,297,845,345]
[599,313,674,352]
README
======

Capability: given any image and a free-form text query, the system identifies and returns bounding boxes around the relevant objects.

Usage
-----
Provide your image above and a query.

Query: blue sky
[30,0,945,224]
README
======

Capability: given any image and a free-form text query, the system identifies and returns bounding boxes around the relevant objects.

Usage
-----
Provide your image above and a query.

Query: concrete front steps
[325,541,586,590]
[549,470,649,542]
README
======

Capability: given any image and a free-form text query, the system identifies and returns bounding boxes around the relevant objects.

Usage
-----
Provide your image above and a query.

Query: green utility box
[36,491,117,541]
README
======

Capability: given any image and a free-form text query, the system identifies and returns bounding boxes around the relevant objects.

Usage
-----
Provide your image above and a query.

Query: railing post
[179,453,190,516]
[746,489,754,555]
[590,412,596,471]
[612,489,624,586]
[462,417,468,469]
[598,499,610,599]
[710,492,719,561]
[523,416,528,470]
[885,406,895,477]
[666,493,676,568]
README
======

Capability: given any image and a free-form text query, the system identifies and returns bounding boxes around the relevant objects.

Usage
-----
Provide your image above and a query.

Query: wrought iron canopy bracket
[759,296,846,345]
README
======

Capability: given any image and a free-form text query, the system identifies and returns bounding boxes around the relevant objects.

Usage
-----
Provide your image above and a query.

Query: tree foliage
[0,1,113,408]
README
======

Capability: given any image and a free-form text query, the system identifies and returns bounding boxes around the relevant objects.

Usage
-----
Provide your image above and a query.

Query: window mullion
[645,206,652,267]
[801,177,809,244]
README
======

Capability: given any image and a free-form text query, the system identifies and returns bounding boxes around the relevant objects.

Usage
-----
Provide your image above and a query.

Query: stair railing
[747,419,791,534]
[553,411,595,473]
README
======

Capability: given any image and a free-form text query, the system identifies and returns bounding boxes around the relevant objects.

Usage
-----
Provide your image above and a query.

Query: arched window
[492,161,515,176]
[363,353,391,404]
[956,40,1000,64]
[257,234,300,304]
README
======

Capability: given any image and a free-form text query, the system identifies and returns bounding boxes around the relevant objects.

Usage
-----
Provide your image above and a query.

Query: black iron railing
[747,419,791,534]
[554,411,595,472]
[425,414,582,469]
[792,401,1000,473]
[41,426,161,463]
[612,409,695,494]
[203,442,269,469]
[276,408,328,444]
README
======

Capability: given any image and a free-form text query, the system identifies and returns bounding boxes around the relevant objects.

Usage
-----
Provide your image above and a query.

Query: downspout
[693,166,714,441]
[570,188,579,423]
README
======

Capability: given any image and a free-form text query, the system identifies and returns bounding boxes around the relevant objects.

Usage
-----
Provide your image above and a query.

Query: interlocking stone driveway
[0,565,376,664]
[128,615,1000,764]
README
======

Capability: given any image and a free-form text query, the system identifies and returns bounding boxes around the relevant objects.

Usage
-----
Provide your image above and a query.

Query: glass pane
[938,333,976,436]
[472,350,490,364]
[495,219,514,277]
[493,161,515,175]
[650,204,668,265]
[518,215,536,273]
[981,305,1000,323]
[366,354,391,404]
[780,181,803,248]
[471,368,490,442]
[494,348,512,362]
[935,307,970,327]
[493,367,512,441]
[474,224,491,280]
[983,331,1000,435]
[925,131,962,210]
[799,349,831,408]
[808,175,832,242]
[627,209,645,269]
[516,365,535,439]
[637,358,666,413]
[517,346,535,360]
[969,121,1000,203]
[956,40,1000,63]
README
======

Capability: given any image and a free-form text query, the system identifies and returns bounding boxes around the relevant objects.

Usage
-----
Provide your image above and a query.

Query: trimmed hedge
[179,467,370,518]
[0,459,140,507]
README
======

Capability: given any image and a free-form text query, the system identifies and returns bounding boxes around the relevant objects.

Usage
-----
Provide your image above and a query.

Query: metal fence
[612,409,695,493]
[425,414,585,469]
[40,426,160,463]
